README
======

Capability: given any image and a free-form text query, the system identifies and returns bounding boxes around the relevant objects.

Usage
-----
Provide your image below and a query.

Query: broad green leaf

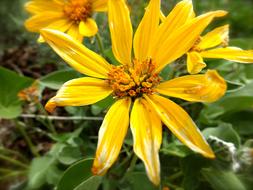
[28,156,56,189]
[0,66,33,119]
[57,158,101,190]
[123,172,158,190]
[200,81,253,123]
[202,123,241,147]
[39,69,81,90]
[223,110,253,135]
[202,168,246,190]
[57,146,83,165]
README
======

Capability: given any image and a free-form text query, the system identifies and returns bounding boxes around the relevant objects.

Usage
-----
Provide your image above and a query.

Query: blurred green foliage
[0,0,253,190]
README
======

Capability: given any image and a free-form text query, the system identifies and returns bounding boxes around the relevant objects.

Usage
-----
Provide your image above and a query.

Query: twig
[20,114,104,121]
[0,154,28,169]
[14,120,40,157]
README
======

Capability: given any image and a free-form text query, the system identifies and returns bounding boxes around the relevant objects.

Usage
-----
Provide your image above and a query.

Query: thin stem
[167,171,183,181]
[37,102,57,134]
[0,171,27,181]
[0,147,29,163]
[0,154,28,169]
[14,120,40,157]
[128,154,138,172]
[20,114,103,121]
[95,33,105,56]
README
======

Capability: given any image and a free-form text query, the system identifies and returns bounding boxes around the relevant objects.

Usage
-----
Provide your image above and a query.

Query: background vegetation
[0,0,253,189]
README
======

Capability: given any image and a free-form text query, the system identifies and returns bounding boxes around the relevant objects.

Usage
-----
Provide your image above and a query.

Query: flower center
[190,37,203,52]
[107,59,161,98]
[63,0,92,22]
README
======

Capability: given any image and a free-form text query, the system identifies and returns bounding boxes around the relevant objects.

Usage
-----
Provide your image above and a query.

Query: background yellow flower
[24,0,108,41]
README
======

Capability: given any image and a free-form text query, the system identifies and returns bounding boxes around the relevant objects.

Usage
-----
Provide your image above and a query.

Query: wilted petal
[130,98,162,185]
[92,98,131,175]
[145,94,215,158]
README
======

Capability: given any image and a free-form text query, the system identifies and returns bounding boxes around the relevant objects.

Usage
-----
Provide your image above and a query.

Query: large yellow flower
[25,0,108,41]
[41,0,227,185]
[187,24,253,74]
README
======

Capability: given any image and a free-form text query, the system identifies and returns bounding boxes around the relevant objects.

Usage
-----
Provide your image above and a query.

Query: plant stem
[128,154,138,172]
[14,120,40,157]
[37,102,57,135]
[0,154,28,169]
[0,171,27,181]
[20,114,103,121]
[95,33,105,56]
[167,171,183,181]
[0,147,29,163]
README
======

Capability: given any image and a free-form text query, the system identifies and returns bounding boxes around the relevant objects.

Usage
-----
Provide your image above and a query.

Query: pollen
[190,36,203,52]
[63,0,92,23]
[107,59,161,98]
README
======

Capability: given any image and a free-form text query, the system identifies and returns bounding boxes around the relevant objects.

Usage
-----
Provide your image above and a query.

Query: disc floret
[107,59,161,98]
[63,0,93,22]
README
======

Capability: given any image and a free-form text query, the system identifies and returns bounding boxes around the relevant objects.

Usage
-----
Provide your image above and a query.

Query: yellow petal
[92,98,131,175]
[153,10,227,73]
[156,70,226,102]
[130,98,162,185]
[198,25,229,50]
[47,19,73,32]
[79,19,98,37]
[92,0,108,12]
[187,52,206,74]
[24,12,64,32]
[200,47,253,63]
[150,0,195,56]
[144,94,215,158]
[40,29,111,78]
[133,0,160,62]
[108,0,132,65]
[159,10,166,22]
[67,24,83,42]
[25,0,63,15]
[45,77,112,113]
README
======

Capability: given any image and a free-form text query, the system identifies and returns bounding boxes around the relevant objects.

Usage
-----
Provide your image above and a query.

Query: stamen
[107,59,161,98]
[63,0,92,23]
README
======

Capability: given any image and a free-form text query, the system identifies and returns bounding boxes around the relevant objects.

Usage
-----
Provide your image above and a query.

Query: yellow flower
[41,0,227,185]
[187,24,253,74]
[24,0,108,41]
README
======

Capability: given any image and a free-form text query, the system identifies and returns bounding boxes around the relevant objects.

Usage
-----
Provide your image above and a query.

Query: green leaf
[28,156,56,189]
[223,110,253,135]
[202,123,241,147]
[39,69,81,90]
[123,172,158,190]
[57,158,102,190]
[57,146,83,165]
[0,66,33,119]
[200,81,253,123]
[202,168,246,190]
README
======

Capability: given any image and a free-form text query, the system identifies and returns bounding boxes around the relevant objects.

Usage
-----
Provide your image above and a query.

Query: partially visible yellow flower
[187,24,253,74]
[41,0,227,185]
[24,0,108,41]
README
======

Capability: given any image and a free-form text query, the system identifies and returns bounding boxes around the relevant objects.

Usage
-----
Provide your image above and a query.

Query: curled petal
[92,98,131,175]
[198,25,229,50]
[130,98,162,185]
[144,94,215,158]
[45,77,112,112]
[200,47,253,63]
[187,52,207,74]
[156,70,226,102]
[41,29,111,78]
[79,18,98,37]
